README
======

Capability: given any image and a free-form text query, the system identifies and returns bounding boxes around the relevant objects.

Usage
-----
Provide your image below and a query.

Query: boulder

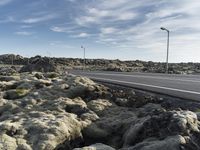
[123,111,199,147]
[74,143,116,150]
[196,112,200,121]
[0,54,25,65]
[115,98,129,107]
[82,123,109,141]
[34,72,45,79]
[87,99,113,114]
[121,135,186,150]
[0,67,17,76]
[0,76,19,82]
[3,89,30,100]
[0,71,200,150]
[83,103,137,148]
[65,97,90,117]
[0,72,120,150]
[20,56,59,73]
[44,72,59,78]
[137,103,166,117]
[0,134,18,150]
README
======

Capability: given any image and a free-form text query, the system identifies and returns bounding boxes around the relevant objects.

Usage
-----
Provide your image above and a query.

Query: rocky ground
[1,54,200,74]
[0,68,200,150]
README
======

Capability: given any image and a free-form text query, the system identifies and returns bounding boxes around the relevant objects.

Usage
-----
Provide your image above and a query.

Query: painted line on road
[82,72,200,83]
[88,76,200,95]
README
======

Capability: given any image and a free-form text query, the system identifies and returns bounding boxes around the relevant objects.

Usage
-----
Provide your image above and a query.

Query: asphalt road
[70,70,200,101]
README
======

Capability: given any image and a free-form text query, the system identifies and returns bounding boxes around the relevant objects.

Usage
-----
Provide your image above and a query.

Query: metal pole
[84,47,86,70]
[26,55,30,65]
[166,31,169,74]
[161,27,170,74]
[11,55,14,66]
[81,46,86,70]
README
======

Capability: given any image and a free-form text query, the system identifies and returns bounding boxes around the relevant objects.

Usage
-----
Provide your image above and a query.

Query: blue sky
[0,0,200,62]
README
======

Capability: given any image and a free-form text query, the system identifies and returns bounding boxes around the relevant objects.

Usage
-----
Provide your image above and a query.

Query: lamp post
[81,46,86,70]
[160,27,170,74]
[46,51,52,63]
[11,55,14,66]
[26,55,30,65]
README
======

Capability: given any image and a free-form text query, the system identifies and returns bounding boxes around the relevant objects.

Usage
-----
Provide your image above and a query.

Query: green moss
[195,108,200,112]
[45,72,59,78]
[16,88,30,96]
[4,88,30,100]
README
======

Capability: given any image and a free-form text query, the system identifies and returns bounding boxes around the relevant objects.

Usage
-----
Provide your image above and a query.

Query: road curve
[70,70,200,101]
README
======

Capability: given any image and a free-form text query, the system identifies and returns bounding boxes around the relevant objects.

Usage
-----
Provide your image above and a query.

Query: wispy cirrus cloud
[47,0,200,62]
[100,27,118,34]
[75,7,137,26]
[50,26,66,33]
[1,0,200,62]
[66,0,76,2]
[50,25,79,33]
[0,16,15,23]
[74,32,90,38]
[72,0,200,60]
[0,0,13,6]
[23,14,58,24]
[15,31,34,36]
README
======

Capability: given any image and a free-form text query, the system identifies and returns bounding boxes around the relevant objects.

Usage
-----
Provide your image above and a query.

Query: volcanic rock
[20,56,59,73]
[0,71,200,150]
[73,143,116,150]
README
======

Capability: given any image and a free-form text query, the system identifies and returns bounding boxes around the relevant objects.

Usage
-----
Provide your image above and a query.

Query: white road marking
[88,76,200,95]
[82,72,200,83]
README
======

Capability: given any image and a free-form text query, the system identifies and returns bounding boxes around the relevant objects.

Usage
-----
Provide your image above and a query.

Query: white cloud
[118,12,136,20]
[99,0,132,9]
[75,16,97,26]
[77,0,200,62]
[50,26,66,32]
[0,0,13,6]
[23,14,58,24]
[75,2,138,26]
[0,16,15,23]
[7,0,200,62]
[50,25,79,34]
[65,0,76,2]
[101,27,118,34]
[88,8,110,17]
[74,32,90,38]
[15,31,33,36]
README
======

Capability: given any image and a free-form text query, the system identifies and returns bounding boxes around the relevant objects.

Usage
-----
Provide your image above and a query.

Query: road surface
[70,70,200,101]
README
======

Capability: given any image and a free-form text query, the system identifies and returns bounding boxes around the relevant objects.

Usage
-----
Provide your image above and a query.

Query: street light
[11,54,14,66]
[26,54,30,65]
[81,46,86,70]
[160,27,170,74]
[11,54,16,66]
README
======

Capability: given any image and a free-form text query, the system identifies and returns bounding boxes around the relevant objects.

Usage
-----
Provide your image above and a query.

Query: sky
[0,0,200,62]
